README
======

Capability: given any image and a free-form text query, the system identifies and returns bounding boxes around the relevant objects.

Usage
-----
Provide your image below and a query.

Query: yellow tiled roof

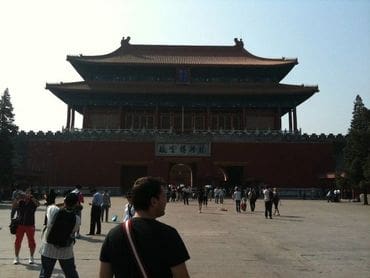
[67,38,297,67]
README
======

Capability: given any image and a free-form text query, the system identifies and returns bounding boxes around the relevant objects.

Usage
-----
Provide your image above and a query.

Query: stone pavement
[0,197,369,278]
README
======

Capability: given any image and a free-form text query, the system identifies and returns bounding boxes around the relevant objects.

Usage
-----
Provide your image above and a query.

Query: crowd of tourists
[10,185,113,277]
[9,178,191,277]
[9,180,283,277]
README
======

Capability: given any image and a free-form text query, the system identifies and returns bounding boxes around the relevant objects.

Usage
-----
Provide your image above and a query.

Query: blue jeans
[39,255,79,278]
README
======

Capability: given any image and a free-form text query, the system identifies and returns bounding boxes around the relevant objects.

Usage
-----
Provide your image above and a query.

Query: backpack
[47,208,76,248]
[248,190,256,200]
[128,204,134,218]
[9,218,20,235]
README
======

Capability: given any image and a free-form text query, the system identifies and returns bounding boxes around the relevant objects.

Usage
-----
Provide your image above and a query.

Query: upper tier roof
[67,37,298,67]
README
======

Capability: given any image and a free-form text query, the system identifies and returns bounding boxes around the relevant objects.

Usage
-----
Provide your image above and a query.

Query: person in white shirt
[263,187,273,219]
[233,187,242,213]
[39,192,81,278]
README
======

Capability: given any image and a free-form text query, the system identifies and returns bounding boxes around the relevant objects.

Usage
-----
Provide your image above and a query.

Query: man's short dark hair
[132,177,165,211]
[64,193,79,208]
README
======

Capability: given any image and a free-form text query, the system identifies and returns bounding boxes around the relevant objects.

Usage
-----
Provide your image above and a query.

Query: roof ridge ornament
[121,36,131,47]
[234,38,244,48]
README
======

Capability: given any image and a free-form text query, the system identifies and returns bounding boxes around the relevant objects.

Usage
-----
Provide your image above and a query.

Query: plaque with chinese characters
[156,143,211,157]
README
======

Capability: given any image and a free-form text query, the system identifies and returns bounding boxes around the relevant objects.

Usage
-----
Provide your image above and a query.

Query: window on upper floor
[177,68,190,83]
[160,113,171,130]
[124,111,154,130]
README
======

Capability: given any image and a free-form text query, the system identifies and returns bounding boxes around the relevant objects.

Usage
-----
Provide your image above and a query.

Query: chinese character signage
[156,143,211,157]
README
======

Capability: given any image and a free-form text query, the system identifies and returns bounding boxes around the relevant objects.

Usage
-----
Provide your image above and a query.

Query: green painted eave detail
[53,93,312,109]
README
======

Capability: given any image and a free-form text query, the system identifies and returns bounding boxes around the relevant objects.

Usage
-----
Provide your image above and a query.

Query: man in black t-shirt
[99,177,190,278]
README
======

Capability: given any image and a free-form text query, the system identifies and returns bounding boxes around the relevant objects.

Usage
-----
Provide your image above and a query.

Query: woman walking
[272,188,281,216]
[197,186,205,213]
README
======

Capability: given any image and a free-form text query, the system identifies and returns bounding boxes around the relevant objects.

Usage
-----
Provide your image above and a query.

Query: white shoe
[28,257,34,264]
[13,257,19,265]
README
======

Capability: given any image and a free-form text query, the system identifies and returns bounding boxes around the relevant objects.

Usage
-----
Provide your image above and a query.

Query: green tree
[0,88,18,189]
[362,110,370,202]
[343,95,369,205]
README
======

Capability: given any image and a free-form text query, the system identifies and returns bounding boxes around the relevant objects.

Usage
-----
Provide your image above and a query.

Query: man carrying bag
[39,193,81,278]
[99,176,190,278]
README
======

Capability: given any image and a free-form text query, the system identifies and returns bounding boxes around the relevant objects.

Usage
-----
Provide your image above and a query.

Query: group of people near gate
[231,186,281,218]
[9,177,191,278]
[164,182,282,218]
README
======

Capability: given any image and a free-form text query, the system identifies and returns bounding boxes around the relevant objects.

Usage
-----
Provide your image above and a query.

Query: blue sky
[1,0,369,134]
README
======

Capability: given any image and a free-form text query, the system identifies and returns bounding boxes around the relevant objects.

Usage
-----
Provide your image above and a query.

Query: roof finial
[121,36,131,47]
[234,38,244,48]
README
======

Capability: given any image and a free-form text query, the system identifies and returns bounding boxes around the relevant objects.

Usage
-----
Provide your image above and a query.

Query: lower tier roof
[46,81,318,113]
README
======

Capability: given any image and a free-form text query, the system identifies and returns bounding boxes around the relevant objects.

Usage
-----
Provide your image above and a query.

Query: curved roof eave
[45,81,319,96]
[66,38,298,67]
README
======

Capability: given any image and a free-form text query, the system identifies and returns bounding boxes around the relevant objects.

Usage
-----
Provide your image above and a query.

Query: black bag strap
[121,219,149,278]
[128,204,133,218]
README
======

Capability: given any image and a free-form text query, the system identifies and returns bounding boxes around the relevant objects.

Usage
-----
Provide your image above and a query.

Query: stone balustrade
[14,129,347,143]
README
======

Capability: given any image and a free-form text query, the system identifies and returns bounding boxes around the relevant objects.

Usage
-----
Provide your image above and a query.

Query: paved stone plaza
[0,197,369,277]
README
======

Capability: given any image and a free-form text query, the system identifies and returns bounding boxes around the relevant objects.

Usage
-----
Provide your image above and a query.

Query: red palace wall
[25,139,335,189]
[212,142,334,187]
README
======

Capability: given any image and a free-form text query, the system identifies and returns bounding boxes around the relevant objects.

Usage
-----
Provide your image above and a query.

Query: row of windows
[87,68,277,83]
[90,74,275,83]
[88,111,275,131]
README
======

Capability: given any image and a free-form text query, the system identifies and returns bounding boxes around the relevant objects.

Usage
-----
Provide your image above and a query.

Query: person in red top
[13,188,40,265]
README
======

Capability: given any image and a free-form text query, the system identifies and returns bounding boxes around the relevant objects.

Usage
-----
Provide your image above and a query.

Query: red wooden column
[66,105,71,130]
[288,109,293,132]
[293,107,298,132]
[207,107,211,131]
[276,107,281,130]
[119,106,123,129]
[182,106,185,133]
[191,111,195,131]
[242,108,246,130]
[170,111,174,131]
[154,106,159,129]
[82,106,87,129]
[71,108,75,130]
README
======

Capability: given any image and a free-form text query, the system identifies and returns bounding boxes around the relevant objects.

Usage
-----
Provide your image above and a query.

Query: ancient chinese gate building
[18,37,342,193]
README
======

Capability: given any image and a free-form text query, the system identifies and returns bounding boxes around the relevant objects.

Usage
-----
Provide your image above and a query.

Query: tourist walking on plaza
[248,188,257,212]
[197,186,205,213]
[71,185,84,238]
[101,190,111,222]
[219,187,225,204]
[214,187,220,204]
[272,188,281,216]
[263,187,273,219]
[170,185,177,202]
[233,187,242,213]
[99,176,190,278]
[39,193,81,278]
[13,188,40,264]
[87,189,103,235]
[182,185,190,205]
[203,186,208,207]
[123,192,135,222]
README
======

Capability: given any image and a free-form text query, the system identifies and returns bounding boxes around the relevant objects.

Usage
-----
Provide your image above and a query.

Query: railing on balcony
[15,128,346,143]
